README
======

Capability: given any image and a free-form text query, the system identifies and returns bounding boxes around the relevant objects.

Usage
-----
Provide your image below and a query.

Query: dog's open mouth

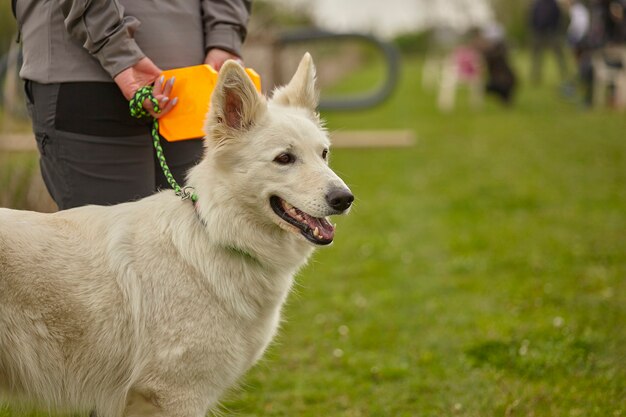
[270,196,335,245]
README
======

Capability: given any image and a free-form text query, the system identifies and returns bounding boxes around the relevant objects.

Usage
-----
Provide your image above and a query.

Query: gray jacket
[17,0,251,83]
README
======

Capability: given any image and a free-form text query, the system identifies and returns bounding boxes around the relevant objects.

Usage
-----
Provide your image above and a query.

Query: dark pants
[530,32,568,84]
[24,81,203,210]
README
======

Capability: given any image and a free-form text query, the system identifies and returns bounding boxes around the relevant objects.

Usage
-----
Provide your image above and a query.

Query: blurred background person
[604,0,626,42]
[566,0,591,48]
[576,0,626,106]
[563,0,590,100]
[476,23,518,105]
[529,0,569,84]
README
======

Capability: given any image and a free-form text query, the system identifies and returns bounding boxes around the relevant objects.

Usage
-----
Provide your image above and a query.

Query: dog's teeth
[313,227,320,238]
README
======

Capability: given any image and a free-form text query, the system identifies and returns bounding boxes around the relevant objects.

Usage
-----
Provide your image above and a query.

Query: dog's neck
[161,188,311,321]
[222,244,263,266]
[186,159,315,274]
[194,198,314,272]
[190,200,263,267]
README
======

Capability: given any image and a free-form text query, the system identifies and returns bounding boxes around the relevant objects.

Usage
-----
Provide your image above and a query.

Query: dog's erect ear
[271,52,319,111]
[206,60,265,137]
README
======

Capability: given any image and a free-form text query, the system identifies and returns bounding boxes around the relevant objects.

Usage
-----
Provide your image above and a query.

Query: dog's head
[201,53,353,246]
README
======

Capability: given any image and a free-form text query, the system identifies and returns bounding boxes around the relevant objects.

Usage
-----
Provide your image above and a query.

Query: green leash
[129,86,198,203]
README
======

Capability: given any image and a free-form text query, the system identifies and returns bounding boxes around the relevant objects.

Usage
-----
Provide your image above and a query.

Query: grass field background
[1,55,625,416]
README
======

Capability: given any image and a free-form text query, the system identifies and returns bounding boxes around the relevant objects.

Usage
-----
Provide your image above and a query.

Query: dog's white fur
[0,54,351,417]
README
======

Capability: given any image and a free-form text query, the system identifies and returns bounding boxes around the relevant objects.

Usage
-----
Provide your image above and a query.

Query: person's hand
[114,57,177,118]
[204,48,243,71]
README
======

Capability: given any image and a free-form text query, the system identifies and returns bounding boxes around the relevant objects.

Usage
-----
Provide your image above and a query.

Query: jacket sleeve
[60,0,145,78]
[202,0,252,57]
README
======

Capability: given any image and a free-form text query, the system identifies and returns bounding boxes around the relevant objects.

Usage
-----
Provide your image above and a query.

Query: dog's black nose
[326,189,354,212]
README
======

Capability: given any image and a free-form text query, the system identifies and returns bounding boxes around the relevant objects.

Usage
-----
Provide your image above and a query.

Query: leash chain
[129,86,198,203]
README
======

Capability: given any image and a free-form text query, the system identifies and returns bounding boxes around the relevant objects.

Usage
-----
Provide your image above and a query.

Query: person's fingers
[142,94,169,114]
[159,97,178,117]
[159,96,170,109]
[144,77,175,114]
[137,74,177,118]
[162,76,175,98]
[150,97,178,119]
[153,75,165,96]
[142,98,157,117]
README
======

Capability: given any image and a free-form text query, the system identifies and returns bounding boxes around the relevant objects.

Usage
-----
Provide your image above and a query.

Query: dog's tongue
[279,198,335,242]
[304,214,335,241]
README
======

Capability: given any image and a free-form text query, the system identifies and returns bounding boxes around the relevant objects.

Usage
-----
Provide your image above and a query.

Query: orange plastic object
[158,65,261,142]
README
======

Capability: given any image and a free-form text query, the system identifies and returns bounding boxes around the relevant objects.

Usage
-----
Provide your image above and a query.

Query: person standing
[16,0,252,210]
[529,0,569,84]
[566,0,591,47]
[477,23,518,105]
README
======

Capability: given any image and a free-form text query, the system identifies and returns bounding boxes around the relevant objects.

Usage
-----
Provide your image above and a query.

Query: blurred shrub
[0,2,17,56]
[492,0,530,46]
[393,30,434,56]
[248,0,314,36]
[0,152,57,212]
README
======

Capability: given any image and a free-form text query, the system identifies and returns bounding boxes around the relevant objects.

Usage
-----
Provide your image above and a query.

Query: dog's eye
[322,149,329,160]
[274,153,296,165]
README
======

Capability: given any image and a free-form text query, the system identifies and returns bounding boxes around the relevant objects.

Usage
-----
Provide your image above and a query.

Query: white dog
[0,53,353,417]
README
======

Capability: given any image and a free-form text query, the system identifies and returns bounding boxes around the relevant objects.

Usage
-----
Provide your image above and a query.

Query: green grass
[2,55,626,416]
